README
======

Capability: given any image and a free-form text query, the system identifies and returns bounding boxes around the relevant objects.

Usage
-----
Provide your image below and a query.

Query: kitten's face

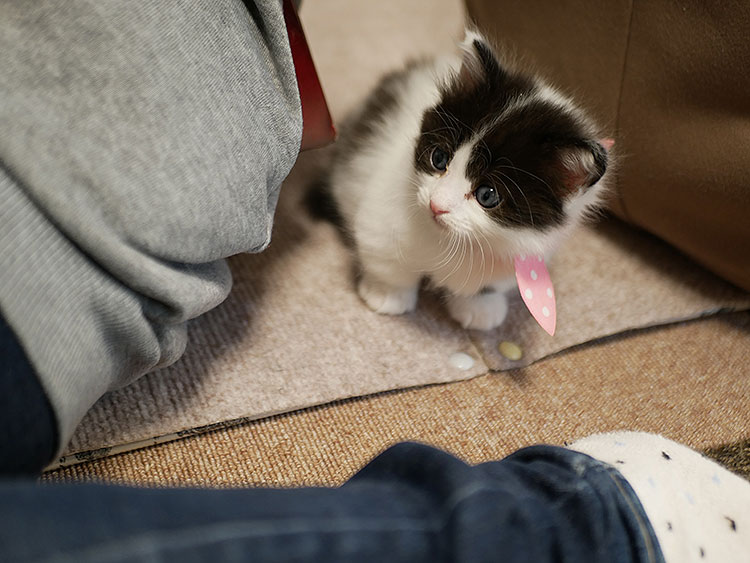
[414,33,609,255]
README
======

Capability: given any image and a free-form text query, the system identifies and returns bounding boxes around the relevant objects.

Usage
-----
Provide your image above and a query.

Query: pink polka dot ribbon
[514,255,556,336]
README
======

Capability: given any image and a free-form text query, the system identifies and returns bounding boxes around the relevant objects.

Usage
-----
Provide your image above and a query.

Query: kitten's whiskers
[433,231,460,271]
[477,230,496,280]
[437,233,467,287]
[455,237,474,294]
[473,231,489,290]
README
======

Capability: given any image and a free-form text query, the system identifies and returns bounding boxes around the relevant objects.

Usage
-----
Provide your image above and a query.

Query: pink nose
[430,200,449,216]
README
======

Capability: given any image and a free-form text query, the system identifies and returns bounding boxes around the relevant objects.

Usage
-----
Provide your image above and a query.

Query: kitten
[326,29,611,330]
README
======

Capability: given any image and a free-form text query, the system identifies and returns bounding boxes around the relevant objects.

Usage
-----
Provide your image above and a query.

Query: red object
[283,0,336,151]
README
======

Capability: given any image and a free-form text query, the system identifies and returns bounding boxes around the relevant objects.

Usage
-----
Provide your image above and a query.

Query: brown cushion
[465,0,750,291]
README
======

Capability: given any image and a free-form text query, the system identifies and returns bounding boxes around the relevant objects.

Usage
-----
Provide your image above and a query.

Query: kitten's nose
[430,200,449,216]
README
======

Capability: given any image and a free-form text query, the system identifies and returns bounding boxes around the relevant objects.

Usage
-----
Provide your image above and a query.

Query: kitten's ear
[458,29,502,88]
[556,139,612,194]
[600,138,615,152]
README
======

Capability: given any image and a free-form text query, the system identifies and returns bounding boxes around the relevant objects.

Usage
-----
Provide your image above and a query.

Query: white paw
[447,290,508,331]
[358,277,418,315]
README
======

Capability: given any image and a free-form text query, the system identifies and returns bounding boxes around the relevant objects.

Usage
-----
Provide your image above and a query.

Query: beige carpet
[44,311,750,486]
[48,0,750,469]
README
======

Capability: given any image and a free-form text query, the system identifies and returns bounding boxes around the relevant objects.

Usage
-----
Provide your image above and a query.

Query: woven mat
[45,311,750,485]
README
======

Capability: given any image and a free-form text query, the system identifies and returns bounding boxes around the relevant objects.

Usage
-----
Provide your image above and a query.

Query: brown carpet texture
[45,311,750,487]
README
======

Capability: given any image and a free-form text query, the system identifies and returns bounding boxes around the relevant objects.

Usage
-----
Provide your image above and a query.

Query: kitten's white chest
[416,229,515,296]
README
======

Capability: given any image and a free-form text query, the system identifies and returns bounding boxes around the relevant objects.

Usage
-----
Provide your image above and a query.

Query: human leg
[0,0,302,469]
[0,442,661,562]
[0,314,57,475]
[571,431,750,562]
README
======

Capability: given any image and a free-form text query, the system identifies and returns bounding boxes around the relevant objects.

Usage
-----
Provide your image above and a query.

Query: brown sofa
[467,0,750,292]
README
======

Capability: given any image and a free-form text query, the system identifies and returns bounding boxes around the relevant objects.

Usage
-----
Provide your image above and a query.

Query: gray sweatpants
[0,1,302,455]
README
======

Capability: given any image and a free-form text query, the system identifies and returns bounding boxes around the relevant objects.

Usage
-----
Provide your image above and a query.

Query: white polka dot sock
[569,431,750,562]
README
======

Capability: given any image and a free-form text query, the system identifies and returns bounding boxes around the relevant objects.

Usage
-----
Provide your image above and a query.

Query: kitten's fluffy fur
[328,30,611,330]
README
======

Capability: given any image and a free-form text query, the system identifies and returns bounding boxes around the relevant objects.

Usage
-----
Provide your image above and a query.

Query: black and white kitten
[328,30,612,330]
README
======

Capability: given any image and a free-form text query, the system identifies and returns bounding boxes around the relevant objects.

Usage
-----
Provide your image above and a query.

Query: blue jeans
[0,442,663,562]
[0,314,57,474]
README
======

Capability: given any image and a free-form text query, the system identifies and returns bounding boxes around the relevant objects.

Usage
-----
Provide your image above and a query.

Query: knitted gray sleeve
[0,0,302,455]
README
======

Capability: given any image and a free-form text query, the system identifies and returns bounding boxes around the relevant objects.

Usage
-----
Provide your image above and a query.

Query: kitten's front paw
[447,290,508,331]
[358,277,418,315]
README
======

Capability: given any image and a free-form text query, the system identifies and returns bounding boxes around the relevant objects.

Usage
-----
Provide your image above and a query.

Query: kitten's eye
[430,147,449,171]
[474,185,501,209]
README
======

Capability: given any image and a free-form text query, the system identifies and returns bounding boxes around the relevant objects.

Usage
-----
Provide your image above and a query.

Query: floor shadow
[719,308,750,333]
[595,214,749,301]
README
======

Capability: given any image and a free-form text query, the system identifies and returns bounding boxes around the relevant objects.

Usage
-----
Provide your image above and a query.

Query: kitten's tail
[303,175,344,229]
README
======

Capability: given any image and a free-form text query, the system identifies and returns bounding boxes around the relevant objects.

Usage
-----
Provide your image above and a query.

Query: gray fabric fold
[0,0,302,454]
